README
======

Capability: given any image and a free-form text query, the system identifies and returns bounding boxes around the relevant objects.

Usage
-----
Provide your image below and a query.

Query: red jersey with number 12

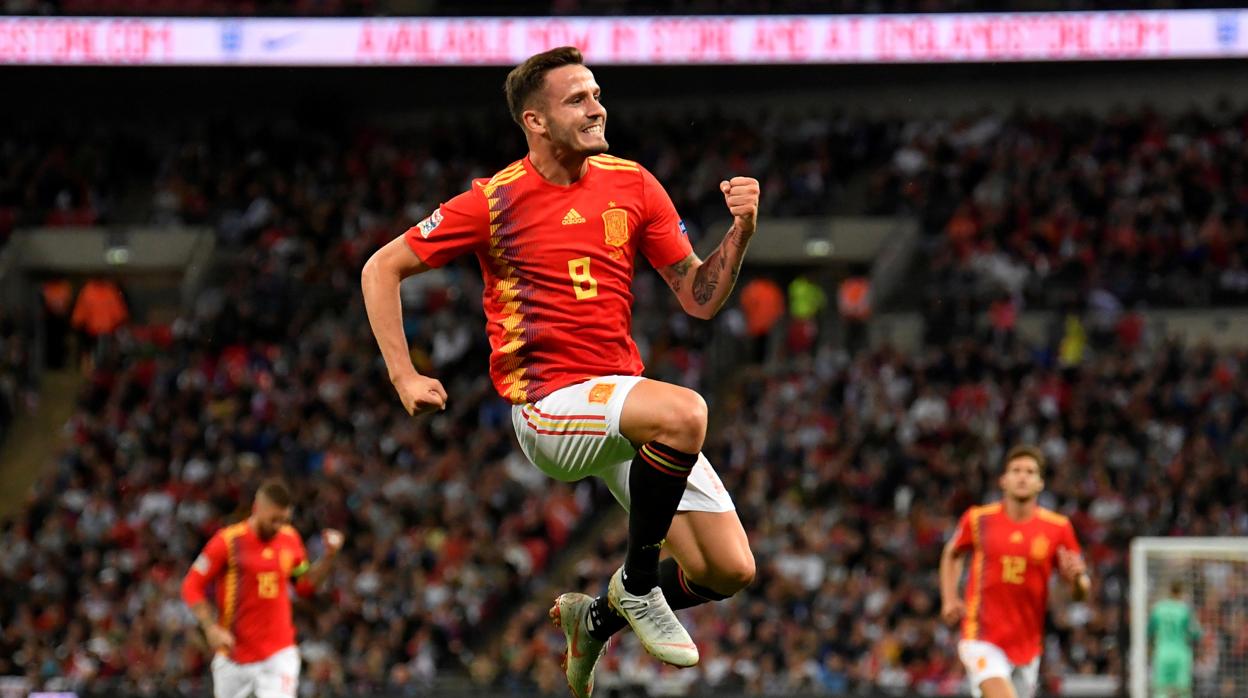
[404,154,692,404]
[950,502,1082,665]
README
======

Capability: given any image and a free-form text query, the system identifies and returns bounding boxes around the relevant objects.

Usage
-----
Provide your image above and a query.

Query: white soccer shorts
[958,639,1040,698]
[211,646,300,698]
[510,375,735,513]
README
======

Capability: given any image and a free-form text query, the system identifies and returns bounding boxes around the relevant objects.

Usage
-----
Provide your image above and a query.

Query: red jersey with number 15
[950,502,1082,665]
[180,521,310,664]
[404,154,693,404]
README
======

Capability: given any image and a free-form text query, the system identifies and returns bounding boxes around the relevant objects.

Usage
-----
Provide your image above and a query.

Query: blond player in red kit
[362,46,758,697]
[181,479,344,698]
[940,446,1092,698]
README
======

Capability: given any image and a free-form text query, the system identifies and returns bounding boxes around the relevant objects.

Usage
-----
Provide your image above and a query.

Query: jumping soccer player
[361,46,758,697]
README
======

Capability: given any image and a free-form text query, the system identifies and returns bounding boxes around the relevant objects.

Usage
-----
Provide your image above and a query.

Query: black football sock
[585,596,626,642]
[585,558,732,642]
[622,441,697,595]
[658,557,732,609]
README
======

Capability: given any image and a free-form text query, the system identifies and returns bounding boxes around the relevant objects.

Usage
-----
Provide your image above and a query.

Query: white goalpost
[1129,537,1248,698]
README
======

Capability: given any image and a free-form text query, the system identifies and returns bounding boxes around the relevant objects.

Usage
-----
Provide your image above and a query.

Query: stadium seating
[4,104,1248,695]
[493,334,1247,694]
[8,105,1248,314]
[0,310,33,444]
[869,107,1248,310]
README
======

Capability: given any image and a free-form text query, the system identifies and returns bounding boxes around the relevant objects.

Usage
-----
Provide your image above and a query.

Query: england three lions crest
[602,208,629,260]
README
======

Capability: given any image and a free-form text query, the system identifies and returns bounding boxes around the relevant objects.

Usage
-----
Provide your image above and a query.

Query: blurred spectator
[41,278,73,370]
[1057,314,1087,368]
[70,278,128,370]
[70,278,127,338]
[987,294,1018,353]
[787,275,826,356]
[0,309,35,443]
[738,277,785,364]
[837,270,871,355]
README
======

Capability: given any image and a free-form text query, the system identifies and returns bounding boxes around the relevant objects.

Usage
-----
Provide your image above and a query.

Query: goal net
[1130,537,1248,698]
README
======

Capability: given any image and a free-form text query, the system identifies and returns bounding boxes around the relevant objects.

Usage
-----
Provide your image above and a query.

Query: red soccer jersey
[181,521,309,664]
[404,154,693,404]
[950,502,1082,665]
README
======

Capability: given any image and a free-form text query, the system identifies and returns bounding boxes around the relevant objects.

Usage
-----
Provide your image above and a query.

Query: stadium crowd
[0,308,34,444]
[5,242,1248,697]
[490,330,1248,696]
[0,108,881,251]
[3,100,1248,696]
[8,101,1248,315]
[871,105,1248,311]
[0,122,702,694]
[0,236,617,695]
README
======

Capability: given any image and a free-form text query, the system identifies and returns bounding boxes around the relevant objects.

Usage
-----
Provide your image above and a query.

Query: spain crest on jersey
[602,208,629,260]
[1031,534,1050,561]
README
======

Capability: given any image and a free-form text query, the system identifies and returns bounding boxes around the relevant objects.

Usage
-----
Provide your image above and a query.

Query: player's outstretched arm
[939,538,967,625]
[361,236,448,415]
[296,529,344,595]
[658,177,760,320]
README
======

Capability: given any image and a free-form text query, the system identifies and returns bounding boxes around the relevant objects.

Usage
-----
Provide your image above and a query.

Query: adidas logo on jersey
[562,208,586,225]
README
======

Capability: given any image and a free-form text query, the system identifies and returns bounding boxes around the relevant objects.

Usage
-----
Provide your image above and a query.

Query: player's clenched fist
[719,176,760,235]
[1057,547,1091,599]
[941,597,966,626]
[393,374,448,415]
[204,623,236,654]
[322,529,345,557]
[1056,547,1086,582]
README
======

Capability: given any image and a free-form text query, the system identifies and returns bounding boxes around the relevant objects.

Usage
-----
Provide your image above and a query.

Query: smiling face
[526,64,607,155]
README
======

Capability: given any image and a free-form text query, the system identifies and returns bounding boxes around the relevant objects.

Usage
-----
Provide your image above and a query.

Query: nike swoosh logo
[654,642,696,649]
[261,33,300,51]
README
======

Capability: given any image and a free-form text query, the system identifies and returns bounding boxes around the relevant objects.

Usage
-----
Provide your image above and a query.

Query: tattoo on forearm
[692,251,726,304]
[692,225,749,306]
[663,256,694,294]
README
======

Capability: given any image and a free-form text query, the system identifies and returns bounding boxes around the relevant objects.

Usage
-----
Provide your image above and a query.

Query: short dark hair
[256,478,292,508]
[504,46,584,127]
[1170,579,1185,596]
[1003,445,1046,477]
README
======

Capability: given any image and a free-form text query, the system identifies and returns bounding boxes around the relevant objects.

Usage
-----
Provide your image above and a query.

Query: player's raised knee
[721,551,756,593]
[657,389,707,453]
[621,382,709,452]
[701,550,755,595]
